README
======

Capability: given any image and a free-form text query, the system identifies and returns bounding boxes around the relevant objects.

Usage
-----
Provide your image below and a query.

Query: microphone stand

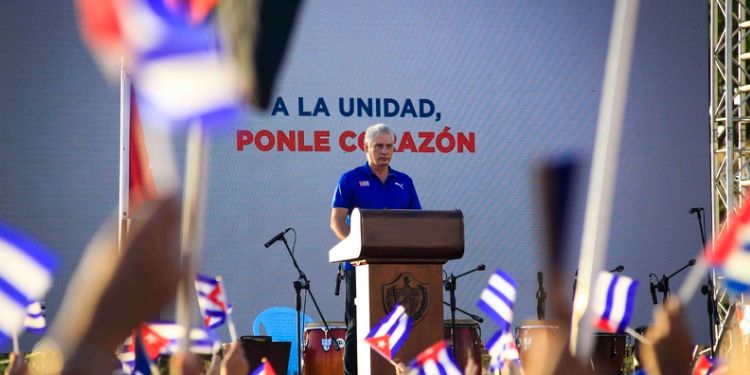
[444,265,484,353]
[692,208,717,357]
[441,301,484,323]
[655,259,696,303]
[275,235,339,374]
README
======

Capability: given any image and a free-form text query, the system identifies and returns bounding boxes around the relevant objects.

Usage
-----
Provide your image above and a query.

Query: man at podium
[330,123,422,375]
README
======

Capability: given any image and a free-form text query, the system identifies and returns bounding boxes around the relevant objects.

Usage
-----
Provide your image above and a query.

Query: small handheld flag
[0,223,58,348]
[195,273,230,329]
[133,332,159,375]
[477,269,517,331]
[486,330,520,371]
[406,340,462,375]
[250,358,277,375]
[146,321,219,355]
[364,304,412,360]
[591,271,638,333]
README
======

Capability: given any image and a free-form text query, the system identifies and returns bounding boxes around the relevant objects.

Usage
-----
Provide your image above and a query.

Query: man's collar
[362,162,394,176]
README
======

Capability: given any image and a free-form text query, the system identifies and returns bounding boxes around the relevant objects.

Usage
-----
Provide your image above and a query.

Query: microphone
[477,264,486,271]
[609,265,625,273]
[334,263,343,296]
[649,280,658,305]
[689,207,703,214]
[264,228,291,248]
[688,258,697,266]
[469,313,484,323]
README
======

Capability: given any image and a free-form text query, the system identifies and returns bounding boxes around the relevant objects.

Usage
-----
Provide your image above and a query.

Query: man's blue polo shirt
[332,162,421,269]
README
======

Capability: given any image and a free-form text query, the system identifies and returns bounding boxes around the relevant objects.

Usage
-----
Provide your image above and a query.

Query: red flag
[129,86,157,215]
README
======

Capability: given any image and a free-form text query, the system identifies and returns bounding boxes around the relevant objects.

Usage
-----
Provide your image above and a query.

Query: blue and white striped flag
[364,304,412,360]
[0,224,57,346]
[591,271,638,333]
[477,269,517,331]
[23,300,46,334]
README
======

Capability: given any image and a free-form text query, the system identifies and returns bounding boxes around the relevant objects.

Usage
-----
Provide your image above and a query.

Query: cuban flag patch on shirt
[359,180,370,187]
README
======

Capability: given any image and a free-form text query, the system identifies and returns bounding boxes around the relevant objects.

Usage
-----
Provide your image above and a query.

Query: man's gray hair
[364,123,396,145]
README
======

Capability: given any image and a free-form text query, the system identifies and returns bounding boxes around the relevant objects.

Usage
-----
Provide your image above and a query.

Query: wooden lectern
[329,208,464,375]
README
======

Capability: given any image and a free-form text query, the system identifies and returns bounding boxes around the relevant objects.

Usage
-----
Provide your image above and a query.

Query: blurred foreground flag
[76,0,241,125]
[0,224,57,346]
[591,271,638,333]
[250,358,277,375]
[195,274,230,329]
[216,0,302,110]
[364,304,412,360]
[477,269,517,331]
[406,340,462,375]
[705,195,750,291]
[122,0,242,125]
[24,300,46,334]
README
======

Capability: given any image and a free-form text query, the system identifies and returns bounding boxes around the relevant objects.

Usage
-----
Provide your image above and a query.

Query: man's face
[365,132,396,169]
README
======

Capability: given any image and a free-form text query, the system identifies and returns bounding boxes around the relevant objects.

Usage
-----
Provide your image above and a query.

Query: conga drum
[591,333,627,374]
[443,319,482,370]
[302,322,346,375]
[515,320,559,370]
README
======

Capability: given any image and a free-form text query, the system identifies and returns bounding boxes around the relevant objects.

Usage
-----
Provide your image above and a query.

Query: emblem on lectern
[383,273,429,324]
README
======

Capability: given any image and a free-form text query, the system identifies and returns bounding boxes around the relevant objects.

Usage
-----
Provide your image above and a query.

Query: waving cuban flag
[364,304,412,360]
[146,321,219,355]
[195,273,230,329]
[406,340,462,375]
[591,271,638,333]
[0,224,57,346]
[250,358,277,375]
[477,269,517,331]
[486,330,520,371]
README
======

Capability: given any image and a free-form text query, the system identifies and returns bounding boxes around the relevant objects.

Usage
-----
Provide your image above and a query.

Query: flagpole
[176,120,210,354]
[570,0,639,359]
[216,277,238,342]
[118,57,131,254]
[678,257,709,303]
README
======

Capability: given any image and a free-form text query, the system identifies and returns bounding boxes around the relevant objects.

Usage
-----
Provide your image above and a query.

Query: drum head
[304,321,346,330]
